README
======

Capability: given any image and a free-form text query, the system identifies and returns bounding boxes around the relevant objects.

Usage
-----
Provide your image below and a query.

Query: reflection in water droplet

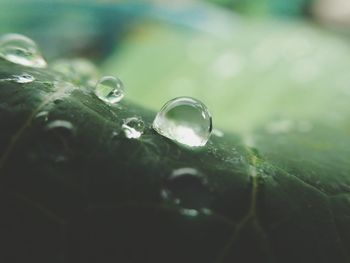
[46,120,74,131]
[161,167,212,215]
[35,111,49,123]
[95,76,124,104]
[43,120,75,163]
[122,117,144,139]
[153,97,212,147]
[12,73,35,83]
[0,73,35,83]
[0,33,47,68]
[52,58,99,86]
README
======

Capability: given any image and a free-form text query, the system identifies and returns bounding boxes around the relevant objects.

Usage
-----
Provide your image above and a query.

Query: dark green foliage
[0,59,349,263]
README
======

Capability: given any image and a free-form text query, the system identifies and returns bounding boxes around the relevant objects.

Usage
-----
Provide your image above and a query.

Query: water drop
[0,33,47,68]
[122,117,144,139]
[153,97,212,147]
[0,73,35,83]
[161,168,212,212]
[95,76,124,104]
[12,73,35,83]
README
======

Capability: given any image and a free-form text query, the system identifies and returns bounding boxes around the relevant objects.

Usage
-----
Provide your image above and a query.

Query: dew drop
[95,76,124,104]
[0,33,47,68]
[12,73,35,83]
[161,168,212,213]
[0,73,35,83]
[122,117,144,139]
[153,97,212,147]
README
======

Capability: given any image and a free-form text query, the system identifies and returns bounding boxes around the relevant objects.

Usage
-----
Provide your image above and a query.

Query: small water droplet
[95,76,124,104]
[0,73,35,83]
[161,168,212,212]
[153,97,212,147]
[122,117,144,139]
[0,33,47,68]
[12,73,35,83]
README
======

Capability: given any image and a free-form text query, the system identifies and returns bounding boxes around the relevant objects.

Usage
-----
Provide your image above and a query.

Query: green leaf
[0,43,349,263]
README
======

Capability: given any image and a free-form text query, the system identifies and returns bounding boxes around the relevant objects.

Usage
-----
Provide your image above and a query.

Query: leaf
[103,19,350,261]
[0,53,349,263]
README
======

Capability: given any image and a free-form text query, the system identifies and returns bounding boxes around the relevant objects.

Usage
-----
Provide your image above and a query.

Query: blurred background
[1,0,349,134]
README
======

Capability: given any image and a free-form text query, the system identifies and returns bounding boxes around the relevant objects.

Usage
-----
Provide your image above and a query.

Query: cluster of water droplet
[0,73,35,84]
[0,33,214,147]
[0,33,217,218]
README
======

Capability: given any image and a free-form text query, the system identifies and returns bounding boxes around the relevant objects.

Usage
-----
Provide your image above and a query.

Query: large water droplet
[95,76,124,104]
[0,33,47,68]
[122,117,144,139]
[153,97,212,147]
[161,168,212,213]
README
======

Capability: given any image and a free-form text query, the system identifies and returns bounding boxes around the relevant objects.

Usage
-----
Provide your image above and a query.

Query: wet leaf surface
[0,57,349,263]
